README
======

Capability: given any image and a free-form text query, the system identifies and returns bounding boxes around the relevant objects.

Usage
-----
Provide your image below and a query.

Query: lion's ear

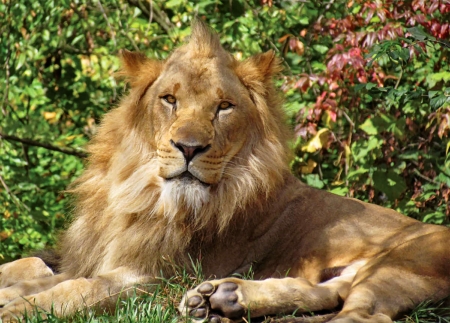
[235,50,283,91]
[117,50,163,88]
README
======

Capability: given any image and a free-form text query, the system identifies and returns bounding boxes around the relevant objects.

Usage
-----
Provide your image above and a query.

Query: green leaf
[372,170,406,201]
[304,174,325,189]
[366,83,377,90]
[428,91,439,99]
[359,115,391,135]
[133,6,141,18]
[312,44,328,54]
[351,136,383,162]
[16,52,26,70]
[406,26,436,41]
[430,94,447,110]
[165,0,184,8]
[299,17,309,25]
[329,186,348,196]
[311,61,326,72]
[359,118,379,135]
[71,34,84,45]
[347,167,369,180]
[398,47,410,62]
[354,84,366,92]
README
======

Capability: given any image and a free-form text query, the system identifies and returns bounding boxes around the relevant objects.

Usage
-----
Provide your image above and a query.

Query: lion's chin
[166,171,211,187]
[160,172,211,215]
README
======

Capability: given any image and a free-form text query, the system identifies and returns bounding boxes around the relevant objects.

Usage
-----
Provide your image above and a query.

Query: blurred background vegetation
[0,0,449,263]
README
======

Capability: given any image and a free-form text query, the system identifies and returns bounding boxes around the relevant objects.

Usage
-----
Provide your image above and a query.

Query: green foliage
[0,0,449,267]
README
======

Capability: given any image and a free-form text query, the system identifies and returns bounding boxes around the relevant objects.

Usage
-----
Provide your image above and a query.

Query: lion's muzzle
[171,139,211,165]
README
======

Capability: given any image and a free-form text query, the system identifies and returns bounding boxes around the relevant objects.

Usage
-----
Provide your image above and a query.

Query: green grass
[16,274,190,323]
[7,270,450,323]
[400,300,450,323]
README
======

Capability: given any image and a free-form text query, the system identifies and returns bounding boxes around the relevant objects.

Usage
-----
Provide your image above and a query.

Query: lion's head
[62,21,291,277]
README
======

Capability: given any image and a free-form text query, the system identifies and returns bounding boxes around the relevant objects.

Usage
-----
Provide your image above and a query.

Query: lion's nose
[172,140,210,164]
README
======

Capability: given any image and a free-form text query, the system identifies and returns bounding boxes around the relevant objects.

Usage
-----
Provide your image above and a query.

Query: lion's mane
[58,22,291,279]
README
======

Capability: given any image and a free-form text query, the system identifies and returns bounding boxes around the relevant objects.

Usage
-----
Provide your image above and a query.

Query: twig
[0,132,88,158]
[394,66,403,89]
[146,0,153,34]
[97,0,117,48]
[127,0,173,35]
[342,111,355,128]
[120,30,140,52]
[413,168,436,184]
[2,0,12,116]
[150,1,174,34]
[0,173,31,211]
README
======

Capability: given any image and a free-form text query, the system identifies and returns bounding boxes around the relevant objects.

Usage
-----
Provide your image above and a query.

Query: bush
[0,0,449,262]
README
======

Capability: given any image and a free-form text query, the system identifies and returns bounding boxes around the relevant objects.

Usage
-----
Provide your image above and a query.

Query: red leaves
[361,0,390,24]
[408,0,450,38]
[327,47,367,84]
[412,0,450,15]
[428,20,450,39]
[260,0,273,7]
[294,76,310,92]
[284,0,449,138]
[284,0,448,104]
[279,34,305,56]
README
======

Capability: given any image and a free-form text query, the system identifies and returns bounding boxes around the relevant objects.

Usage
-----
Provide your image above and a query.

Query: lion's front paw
[179,280,246,322]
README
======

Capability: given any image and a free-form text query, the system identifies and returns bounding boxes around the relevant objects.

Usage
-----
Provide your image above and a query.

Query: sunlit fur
[58,21,290,279]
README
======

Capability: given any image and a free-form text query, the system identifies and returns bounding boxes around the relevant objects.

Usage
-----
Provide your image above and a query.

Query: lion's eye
[219,101,233,110]
[162,95,176,105]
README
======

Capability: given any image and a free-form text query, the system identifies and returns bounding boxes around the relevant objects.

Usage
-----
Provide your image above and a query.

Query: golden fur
[0,21,449,323]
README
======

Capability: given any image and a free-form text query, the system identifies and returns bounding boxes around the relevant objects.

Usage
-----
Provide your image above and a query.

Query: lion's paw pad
[210,282,244,319]
[182,281,245,322]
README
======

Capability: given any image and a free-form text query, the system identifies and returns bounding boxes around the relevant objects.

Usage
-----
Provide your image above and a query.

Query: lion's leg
[0,266,154,321]
[0,257,54,288]
[179,261,367,322]
[329,230,450,323]
[0,273,69,306]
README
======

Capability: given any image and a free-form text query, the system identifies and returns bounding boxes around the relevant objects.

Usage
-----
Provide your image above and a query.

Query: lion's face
[148,55,253,188]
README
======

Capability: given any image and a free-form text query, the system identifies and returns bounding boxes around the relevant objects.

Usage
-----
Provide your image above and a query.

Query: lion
[0,21,449,323]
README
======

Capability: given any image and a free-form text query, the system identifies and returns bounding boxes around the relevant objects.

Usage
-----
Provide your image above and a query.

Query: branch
[2,0,12,116]
[97,0,117,48]
[0,173,30,211]
[126,0,174,35]
[413,168,436,184]
[0,132,88,158]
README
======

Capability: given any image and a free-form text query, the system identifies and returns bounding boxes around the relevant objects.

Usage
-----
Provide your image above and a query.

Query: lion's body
[0,21,449,323]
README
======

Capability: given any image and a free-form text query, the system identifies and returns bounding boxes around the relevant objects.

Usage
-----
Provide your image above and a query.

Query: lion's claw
[191,307,208,318]
[180,280,245,322]
[197,282,215,295]
[188,295,204,307]
[208,315,222,323]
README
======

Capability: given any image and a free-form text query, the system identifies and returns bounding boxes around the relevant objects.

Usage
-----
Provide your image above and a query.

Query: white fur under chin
[158,179,210,221]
